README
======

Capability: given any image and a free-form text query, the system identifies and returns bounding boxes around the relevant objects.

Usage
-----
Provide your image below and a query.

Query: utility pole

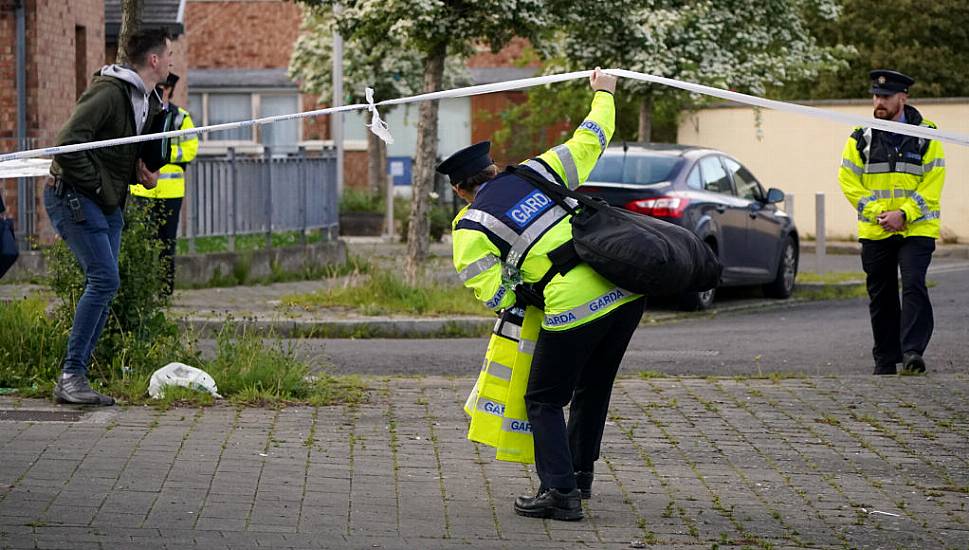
[332,4,344,196]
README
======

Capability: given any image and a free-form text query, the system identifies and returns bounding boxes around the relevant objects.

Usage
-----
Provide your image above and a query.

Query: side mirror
[764,188,784,204]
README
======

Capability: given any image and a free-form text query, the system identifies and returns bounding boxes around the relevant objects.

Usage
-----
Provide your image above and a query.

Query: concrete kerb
[173,281,859,339]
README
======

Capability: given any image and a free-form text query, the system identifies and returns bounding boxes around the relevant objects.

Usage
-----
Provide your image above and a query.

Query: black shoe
[514,488,583,521]
[53,375,115,406]
[575,471,593,500]
[873,363,897,375]
[902,352,926,373]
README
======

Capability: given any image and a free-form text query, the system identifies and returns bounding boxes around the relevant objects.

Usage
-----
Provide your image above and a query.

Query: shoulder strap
[507,164,605,215]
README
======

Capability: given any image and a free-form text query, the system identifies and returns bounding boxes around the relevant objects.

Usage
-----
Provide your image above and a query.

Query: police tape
[2,67,968,177]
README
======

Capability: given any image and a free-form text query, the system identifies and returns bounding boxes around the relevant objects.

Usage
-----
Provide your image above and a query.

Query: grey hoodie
[98,64,160,134]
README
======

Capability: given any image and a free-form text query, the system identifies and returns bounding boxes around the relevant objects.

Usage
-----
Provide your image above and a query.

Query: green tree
[544,0,851,141]
[297,0,552,283]
[785,0,969,99]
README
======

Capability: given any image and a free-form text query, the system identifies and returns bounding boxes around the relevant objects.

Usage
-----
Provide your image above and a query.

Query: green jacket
[51,69,164,212]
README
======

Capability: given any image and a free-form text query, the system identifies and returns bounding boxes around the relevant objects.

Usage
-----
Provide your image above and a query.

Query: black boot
[575,471,593,499]
[514,488,583,521]
[873,363,897,375]
[53,374,115,406]
[902,352,926,373]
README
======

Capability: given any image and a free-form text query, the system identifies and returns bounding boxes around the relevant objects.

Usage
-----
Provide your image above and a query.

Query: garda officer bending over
[838,69,945,375]
[437,68,644,521]
[130,72,198,295]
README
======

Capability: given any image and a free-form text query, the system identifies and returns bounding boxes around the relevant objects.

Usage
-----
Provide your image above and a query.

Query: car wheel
[763,236,798,299]
[679,287,717,311]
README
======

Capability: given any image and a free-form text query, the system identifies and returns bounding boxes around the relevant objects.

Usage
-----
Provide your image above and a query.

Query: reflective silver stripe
[841,159,863,176]
[506,205,569,267]
[174,147,183,162]
[866,162,892,174]
[552,145,579,189]
[463,209,518,247]
[522,159,560,184]
[923,158,945,171]
[896,162,923,176]
[579,119,607,152]
[158,172,183,180]
[486,361,513,382]
[922,211,940,220]
[485,285,508,310]
[476,398,506,417]
[544,287,632,327]
[458,255,499,283]
[497,321,521,341]
[519,338,536,355]
[501,417,532,434]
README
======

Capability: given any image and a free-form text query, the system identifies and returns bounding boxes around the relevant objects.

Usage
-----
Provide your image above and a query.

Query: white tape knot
[365,87,394,145]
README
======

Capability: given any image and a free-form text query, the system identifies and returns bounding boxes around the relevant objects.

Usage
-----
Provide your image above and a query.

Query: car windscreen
[587,154,683,185]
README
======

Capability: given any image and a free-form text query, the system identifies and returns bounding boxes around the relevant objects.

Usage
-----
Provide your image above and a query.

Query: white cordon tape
[2,67,968,175]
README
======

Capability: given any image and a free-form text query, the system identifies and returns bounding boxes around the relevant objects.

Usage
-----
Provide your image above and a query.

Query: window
[686,165,702,190]
[587,154,683,185]
[698,156,733,195]
[259,95,300,151]
[722,157,763,201]
[186,92,301,147]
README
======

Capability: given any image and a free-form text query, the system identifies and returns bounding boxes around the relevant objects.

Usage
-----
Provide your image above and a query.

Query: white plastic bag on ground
[148,362,222,399]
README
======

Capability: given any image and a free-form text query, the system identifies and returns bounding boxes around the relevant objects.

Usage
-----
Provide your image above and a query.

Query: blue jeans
[44,186,123,375]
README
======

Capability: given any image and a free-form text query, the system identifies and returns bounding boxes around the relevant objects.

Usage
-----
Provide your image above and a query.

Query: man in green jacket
[45,29,173,405]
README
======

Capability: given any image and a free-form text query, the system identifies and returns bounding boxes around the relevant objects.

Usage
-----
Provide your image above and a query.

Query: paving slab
[1,374,968,548]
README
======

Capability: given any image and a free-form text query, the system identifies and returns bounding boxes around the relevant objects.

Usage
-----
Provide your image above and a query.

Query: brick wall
[1,0,104,246]
[185,0,301,69]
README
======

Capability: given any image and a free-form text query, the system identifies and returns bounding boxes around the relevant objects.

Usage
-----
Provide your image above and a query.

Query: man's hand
[137,160,159,190]
[590,67,617,94]
[876,210,906,232]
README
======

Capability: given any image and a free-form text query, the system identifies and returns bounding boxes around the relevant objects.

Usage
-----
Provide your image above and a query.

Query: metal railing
[182,146,339,252]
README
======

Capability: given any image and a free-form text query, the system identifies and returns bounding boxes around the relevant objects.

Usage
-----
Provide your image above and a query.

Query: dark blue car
[579,144,799,310]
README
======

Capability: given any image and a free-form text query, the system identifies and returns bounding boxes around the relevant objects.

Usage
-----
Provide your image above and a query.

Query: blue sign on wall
[388,156,413,186]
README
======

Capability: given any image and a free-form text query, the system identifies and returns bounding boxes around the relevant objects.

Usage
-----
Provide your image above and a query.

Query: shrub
[340,188,384,213]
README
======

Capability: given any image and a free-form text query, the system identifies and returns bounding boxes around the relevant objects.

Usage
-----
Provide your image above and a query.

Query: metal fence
[182,147,339,252]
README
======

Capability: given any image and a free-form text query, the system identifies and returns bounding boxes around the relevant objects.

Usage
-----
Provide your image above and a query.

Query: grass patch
[638,370,669,379]
[282,268,484,316]
[0,298,367,409]
[795,284,868,301]
[796,271,865,284]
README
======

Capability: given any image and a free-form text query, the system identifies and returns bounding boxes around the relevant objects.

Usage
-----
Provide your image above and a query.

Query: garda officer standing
[838,70,945,375]
[130,72,198,294]
[437,68,644,521]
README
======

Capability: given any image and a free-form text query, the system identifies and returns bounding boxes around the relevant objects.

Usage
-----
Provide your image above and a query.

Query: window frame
[697,154,736,196]
[187,89,303,150]
[722,156,765,202]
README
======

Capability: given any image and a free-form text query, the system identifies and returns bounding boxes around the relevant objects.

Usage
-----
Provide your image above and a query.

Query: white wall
[678,99,969,242]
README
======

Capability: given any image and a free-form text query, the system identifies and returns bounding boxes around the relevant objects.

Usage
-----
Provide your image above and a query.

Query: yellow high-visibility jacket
[130,105,198,199]
[839,104,945,240]
[451,91,640,331]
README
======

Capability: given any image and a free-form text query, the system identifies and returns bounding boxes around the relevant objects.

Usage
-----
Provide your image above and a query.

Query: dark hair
[454,164,499,191]
[125,29,172,67]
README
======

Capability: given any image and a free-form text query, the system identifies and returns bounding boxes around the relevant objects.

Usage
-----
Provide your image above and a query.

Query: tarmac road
[302,259,969,378]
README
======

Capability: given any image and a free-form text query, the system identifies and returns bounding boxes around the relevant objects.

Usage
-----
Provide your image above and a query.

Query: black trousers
[525,297,644,490]
[132,197,183,295]
[860,236,935,368]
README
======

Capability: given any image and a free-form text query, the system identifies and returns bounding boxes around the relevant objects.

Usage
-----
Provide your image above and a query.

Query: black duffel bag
[509,165,721,296]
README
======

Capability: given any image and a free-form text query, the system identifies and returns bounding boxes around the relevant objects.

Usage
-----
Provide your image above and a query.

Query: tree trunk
[366,127,388,196]
[638,94,653,143]
[404,44,445,284]
[116,0,143,65]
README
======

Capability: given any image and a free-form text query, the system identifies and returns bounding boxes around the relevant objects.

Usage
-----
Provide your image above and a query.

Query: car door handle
[715,205,726,213]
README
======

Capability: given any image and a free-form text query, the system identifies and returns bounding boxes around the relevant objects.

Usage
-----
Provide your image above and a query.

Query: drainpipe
[15,0,29,247]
